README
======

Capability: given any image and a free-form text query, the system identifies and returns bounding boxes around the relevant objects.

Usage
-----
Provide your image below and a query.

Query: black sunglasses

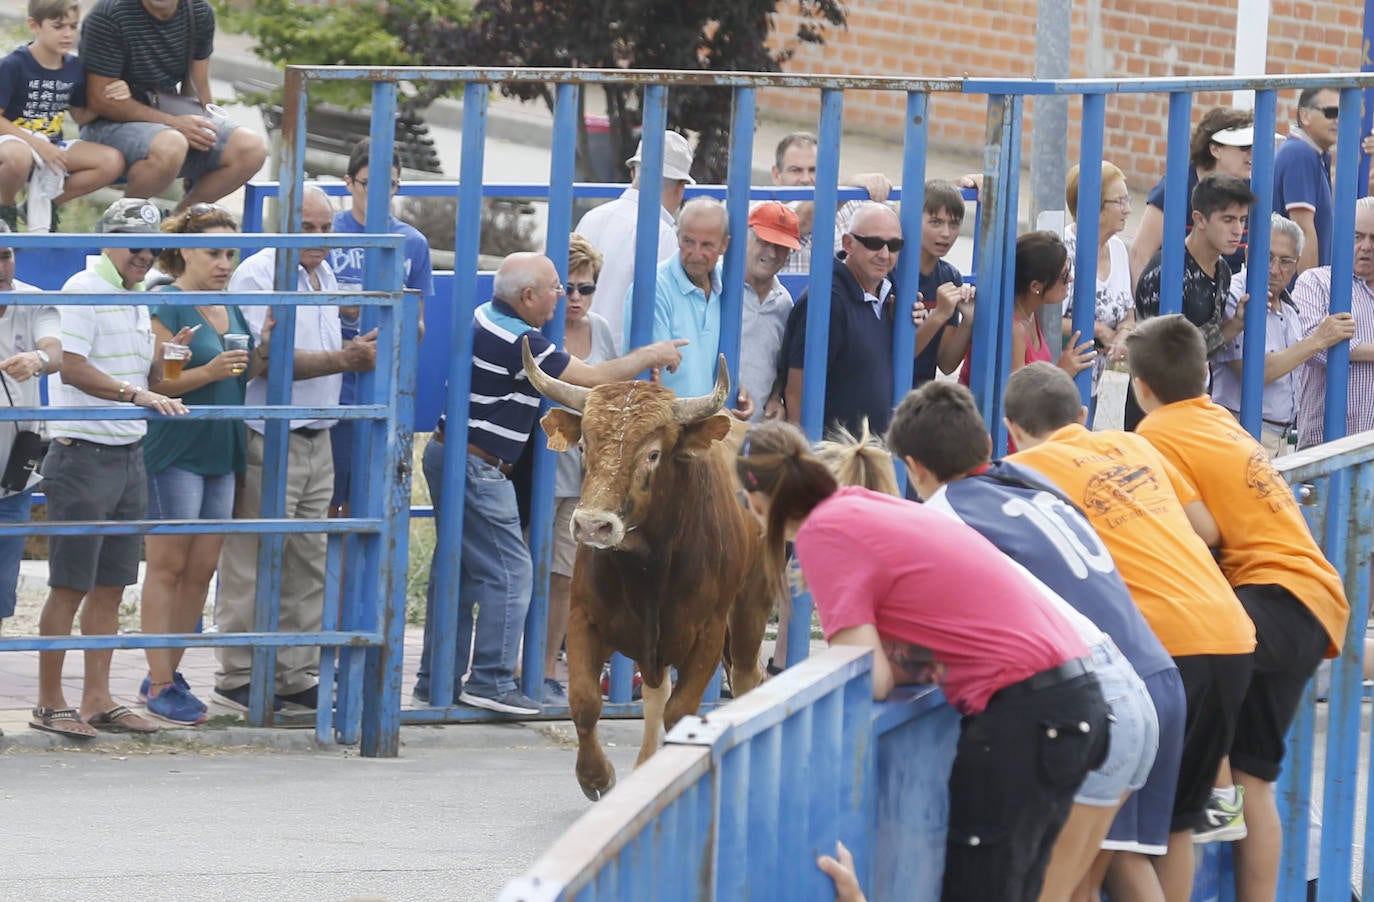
[567,282,597,296]
[849,233,905,253]
[187,202,231,218]
[129,247,162,256]
[1309,105,1340,120]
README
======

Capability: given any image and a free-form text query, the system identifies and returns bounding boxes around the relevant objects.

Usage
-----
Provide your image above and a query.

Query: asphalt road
[2,722,642,902]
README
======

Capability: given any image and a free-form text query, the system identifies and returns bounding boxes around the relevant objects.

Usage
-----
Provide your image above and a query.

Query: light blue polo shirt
[623,251,722,396]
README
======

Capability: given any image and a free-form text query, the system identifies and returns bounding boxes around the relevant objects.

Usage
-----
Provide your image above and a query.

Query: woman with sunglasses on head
[538,233,617,704]
[736,420,1109,902]
[1130,107,1254,284]
[137,203,267,726]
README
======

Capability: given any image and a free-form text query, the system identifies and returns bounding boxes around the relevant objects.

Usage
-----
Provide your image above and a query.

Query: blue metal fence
[0,231,419,755]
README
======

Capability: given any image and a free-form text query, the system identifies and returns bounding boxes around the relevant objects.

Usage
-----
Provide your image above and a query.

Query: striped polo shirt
[466,299,570,464]
[51,255,154,445]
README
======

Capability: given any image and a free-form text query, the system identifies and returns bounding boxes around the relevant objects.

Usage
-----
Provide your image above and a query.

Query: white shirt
[0,280,58,490]
[740,277,793,422]
[574,187,677,346]
[51,265,153,444]
[229,249,343,433]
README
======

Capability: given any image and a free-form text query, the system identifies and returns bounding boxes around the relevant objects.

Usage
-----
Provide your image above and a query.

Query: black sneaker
[458,688,540,715]
[277,684,318,711]
[210,684,284,714]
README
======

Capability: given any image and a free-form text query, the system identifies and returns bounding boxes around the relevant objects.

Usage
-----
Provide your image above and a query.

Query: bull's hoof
[580,771,617,802]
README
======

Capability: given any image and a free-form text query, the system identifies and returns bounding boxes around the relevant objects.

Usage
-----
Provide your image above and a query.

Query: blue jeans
[0,488,31,619]
[147,466,235,520]
[417,440,532,697]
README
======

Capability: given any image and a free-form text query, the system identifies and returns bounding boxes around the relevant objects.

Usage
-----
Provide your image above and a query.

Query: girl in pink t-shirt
[737,421,1109,902]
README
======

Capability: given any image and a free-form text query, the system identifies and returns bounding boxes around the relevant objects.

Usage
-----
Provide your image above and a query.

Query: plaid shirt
[1293,266,1374,448]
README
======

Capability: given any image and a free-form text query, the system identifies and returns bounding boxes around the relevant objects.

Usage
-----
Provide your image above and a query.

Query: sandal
[28,706,96,739]
[87,704,158,734]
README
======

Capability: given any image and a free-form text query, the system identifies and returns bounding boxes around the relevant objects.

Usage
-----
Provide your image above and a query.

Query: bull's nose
[572,510,624,548]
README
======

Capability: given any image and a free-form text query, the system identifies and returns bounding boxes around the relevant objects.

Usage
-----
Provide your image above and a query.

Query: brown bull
[522,340,774,801]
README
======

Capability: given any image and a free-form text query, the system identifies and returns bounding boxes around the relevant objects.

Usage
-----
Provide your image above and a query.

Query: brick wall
[766,0,1363,190]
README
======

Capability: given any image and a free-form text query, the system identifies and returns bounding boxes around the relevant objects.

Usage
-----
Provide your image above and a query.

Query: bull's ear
[541,409,583,452]
[677,413,732,455]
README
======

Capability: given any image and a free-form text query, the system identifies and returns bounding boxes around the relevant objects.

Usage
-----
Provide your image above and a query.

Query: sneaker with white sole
[1193,785,1247,843]
[145,684,208,726]
[459,688,541,715]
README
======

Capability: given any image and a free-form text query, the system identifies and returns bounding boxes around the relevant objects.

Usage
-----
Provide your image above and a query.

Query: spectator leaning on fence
[0,222,58,636]
[1004,362,1257,902]
[537,234,617,705]
[736,419,1110,902]
[1210,213,1355,459]
[32,197,190,741]
[137,203,261,727]
[414,252,687,714]
[1131,315,1349,902]
[0,0,127,232]
[1292,196,1374,449]
[574,130,694,347]
[211,185,377,719]
[328,137,432,517]
[76,0,268,210]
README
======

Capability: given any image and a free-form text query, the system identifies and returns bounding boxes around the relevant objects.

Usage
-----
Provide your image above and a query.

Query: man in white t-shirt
[574,131,693,346]
[0,221,59,639]
[32,198,188,740]
[210,185,377,719]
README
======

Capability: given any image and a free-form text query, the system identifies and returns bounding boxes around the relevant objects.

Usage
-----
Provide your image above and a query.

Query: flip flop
[86,704,158,734]
[28,706,96,740]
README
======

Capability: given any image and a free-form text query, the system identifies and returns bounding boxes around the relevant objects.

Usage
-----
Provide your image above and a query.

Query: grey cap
[98,198,162,234]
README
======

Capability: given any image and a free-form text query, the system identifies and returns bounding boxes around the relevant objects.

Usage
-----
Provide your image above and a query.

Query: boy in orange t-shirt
[1005,361,1255,902]
[1129,314,1348,902]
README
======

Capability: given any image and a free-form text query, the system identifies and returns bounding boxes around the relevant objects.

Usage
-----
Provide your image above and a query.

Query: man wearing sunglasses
[33,197,189,739]
[1273,87,1339,275]
[781,201,910,435]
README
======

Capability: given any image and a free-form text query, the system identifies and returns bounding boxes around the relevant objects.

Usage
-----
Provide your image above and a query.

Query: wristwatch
[33,348,49,372]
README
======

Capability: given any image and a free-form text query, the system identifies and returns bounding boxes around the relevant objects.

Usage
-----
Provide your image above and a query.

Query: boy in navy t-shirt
[910,179,975,385]
[0,0,125,230]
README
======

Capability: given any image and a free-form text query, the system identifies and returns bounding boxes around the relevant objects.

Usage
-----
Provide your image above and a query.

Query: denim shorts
[78,118,236,181]
[1075,639,1160,807]
[147,466,235,521]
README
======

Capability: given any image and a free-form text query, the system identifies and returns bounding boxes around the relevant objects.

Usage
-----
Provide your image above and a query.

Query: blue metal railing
[0,227,418,755]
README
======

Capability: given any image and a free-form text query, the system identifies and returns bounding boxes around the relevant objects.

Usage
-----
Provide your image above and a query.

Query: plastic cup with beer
[162,342,191,380]
[223,333,250,375]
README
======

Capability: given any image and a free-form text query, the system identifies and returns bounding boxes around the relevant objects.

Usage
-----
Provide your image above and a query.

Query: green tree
[400,0,846,182]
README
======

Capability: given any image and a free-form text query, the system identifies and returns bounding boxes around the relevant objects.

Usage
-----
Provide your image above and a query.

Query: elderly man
[77,0,268,209]
[1274,87,1340,274]
[32,198,189,740]
[783,202,912,435]
[1293,196,1374,449]
[622,197,752,417]
[416,252,687,713]
[742,201,799,422]
[0,222,59,637]
[574,131,694,345]
[210,185,377,718]
[769,132,893,275]
[1212,213,1355,458]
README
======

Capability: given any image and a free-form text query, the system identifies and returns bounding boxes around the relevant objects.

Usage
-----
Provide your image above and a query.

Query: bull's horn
[522,336,591,412]
[671,354,731,424]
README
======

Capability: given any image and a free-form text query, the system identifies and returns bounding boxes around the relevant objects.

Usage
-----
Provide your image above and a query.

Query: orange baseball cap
[748,201,801,249]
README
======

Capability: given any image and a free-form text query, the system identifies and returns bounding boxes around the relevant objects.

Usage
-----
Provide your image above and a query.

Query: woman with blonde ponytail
[737,419,1111,902]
